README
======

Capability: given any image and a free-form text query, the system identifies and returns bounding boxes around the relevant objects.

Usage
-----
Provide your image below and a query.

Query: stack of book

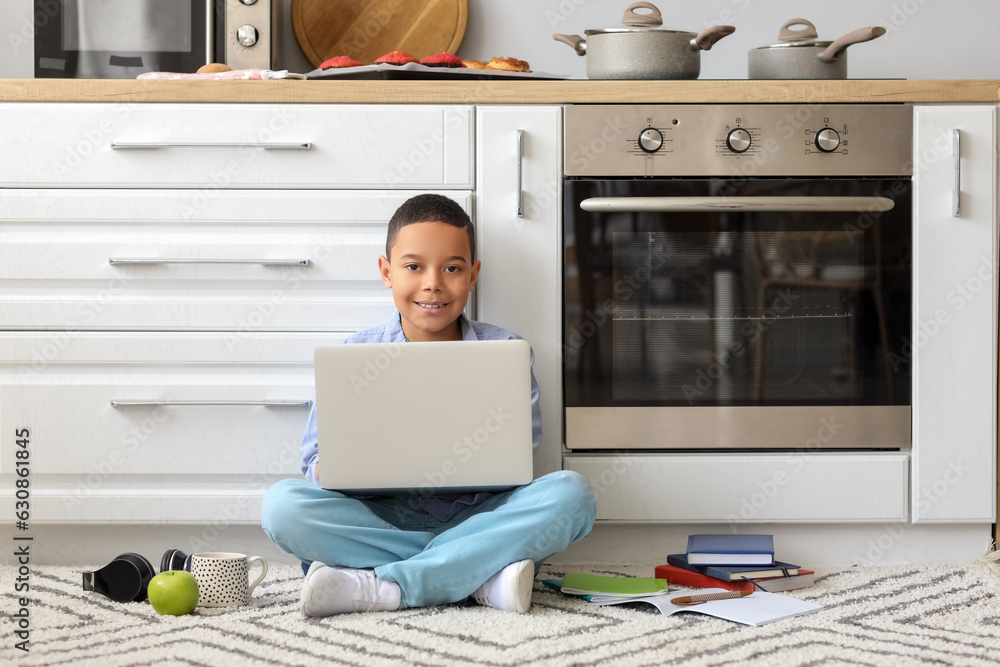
[656,534,815,593]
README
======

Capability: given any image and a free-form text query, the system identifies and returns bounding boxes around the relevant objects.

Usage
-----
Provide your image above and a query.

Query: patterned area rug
[5,560,1000,666]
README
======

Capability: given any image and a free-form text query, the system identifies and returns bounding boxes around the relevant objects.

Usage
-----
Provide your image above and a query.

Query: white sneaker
[301,561,401,617]
[471,559,534,613]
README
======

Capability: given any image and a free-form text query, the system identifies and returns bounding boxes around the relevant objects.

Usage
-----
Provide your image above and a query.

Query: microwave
[0,0,280,78]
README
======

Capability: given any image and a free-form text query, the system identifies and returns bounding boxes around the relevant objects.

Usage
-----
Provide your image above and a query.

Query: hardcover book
[667,554,800,581]
[686,534,775,565]
[654,563,815,593]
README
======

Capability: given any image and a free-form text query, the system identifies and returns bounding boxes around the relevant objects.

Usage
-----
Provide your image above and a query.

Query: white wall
[280,0,1000,80]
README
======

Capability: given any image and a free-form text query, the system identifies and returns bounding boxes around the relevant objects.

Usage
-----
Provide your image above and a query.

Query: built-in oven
[563,104,913,451]
[0,0,279,78]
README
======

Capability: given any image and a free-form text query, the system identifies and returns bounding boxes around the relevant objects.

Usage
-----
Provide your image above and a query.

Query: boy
[261,194,596,616]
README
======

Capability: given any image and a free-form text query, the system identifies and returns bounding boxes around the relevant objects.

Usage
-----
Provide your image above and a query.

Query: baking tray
[305,62,566,81]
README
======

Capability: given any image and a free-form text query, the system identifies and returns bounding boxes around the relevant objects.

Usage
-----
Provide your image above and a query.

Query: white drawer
[0,103,473,189]
[0,332,334,523]
[565,453,909,523]
[0,189,470,331]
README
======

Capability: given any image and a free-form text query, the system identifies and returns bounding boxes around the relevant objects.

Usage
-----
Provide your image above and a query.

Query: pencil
[671,590,753,606]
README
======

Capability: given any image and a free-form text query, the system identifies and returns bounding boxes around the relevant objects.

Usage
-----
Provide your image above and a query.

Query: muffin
[485,57,531,73]
[374,51,418,66]
[320,56,363,69]
[420,52,464,68]
[462,59,488,70]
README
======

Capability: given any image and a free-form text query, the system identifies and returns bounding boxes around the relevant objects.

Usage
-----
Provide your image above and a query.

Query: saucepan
[553,2,735,80]
[748,18,886,80]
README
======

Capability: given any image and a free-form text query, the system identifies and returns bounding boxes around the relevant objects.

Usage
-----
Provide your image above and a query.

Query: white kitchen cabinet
[476,106,563,477]
[0,332,331,523]
[565,453,909,523]
[0,103,473,189]
[911,105,997,522]
[0,189,473,331]
[0,104,475,523]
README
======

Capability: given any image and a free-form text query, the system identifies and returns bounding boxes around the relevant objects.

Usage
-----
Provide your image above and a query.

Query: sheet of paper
[591,588,823,626]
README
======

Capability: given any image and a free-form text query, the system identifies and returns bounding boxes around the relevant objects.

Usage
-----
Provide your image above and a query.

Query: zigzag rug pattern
[4,561,1000,666]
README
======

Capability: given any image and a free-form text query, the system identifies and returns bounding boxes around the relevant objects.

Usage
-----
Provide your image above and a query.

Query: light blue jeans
[261,470,597,608]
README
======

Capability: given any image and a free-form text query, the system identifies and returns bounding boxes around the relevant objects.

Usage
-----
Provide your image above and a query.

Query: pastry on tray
[320,56,363,69]
[462,60,488,70]
[374,51,418,66]
[485,57,531,73]
[420,52,464,68]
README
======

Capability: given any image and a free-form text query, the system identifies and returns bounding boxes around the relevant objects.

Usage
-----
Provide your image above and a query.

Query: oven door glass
[35,0,208,78]
[564,178,912,450]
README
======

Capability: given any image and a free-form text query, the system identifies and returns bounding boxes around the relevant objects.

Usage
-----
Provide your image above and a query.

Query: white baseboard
[9,522,994,568]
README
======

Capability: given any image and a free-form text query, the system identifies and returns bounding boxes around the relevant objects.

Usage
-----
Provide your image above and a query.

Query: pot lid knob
[778,18,819,42]
[621,2,663,28]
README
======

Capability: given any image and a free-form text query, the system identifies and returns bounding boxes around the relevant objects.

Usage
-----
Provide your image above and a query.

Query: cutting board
[293,0,468,67]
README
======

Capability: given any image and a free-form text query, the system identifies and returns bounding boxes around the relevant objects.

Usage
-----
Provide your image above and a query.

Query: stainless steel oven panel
[225,0,281,71]
[0,0,278,78]
[564,104,913,177]
[566,406,911,450]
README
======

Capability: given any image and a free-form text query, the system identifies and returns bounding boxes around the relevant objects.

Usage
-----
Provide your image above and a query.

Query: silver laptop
[313,339,534,494]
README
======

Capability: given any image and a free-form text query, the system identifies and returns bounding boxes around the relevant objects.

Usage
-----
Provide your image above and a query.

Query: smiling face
[378,221,481,342]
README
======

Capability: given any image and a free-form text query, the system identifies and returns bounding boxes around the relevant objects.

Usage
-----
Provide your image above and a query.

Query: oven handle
[580,196,895,213]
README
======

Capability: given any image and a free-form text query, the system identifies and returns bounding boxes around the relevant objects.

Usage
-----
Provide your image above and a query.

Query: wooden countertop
[0,78,998,104]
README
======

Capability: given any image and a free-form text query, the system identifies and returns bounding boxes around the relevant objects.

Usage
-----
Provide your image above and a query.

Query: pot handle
[552,33,587,56]
[621,2,663,27]
[692,25,736,52]
[818,26,886,63]
[778,18,819,42]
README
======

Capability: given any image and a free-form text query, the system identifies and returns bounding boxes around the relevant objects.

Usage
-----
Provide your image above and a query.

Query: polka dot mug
[187,552,268,607]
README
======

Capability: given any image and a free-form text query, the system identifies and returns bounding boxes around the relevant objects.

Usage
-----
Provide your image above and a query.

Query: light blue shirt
[299,312,542,521]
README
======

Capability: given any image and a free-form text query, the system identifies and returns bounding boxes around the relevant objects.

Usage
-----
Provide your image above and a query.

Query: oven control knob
[236,24,260,48]
[638,128,663,153]
[815,128,841,153]
[726,128,752,153]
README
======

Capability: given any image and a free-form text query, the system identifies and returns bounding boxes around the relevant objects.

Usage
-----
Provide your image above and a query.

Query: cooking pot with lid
[553,2,735,80]
[748,18,886,80]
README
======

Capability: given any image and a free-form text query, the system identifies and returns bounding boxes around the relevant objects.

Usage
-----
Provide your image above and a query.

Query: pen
[671,590,753,606]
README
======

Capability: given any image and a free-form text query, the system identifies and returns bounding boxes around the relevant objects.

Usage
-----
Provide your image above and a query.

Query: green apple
[147,570,199,616]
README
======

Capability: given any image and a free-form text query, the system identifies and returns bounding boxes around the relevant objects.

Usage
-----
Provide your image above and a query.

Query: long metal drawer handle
[952,129,961,217]
[110,142,312,151]
[516,129,525,218]
[111,400,313,408]
[108,258,311,266]
[580,196,896,213]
